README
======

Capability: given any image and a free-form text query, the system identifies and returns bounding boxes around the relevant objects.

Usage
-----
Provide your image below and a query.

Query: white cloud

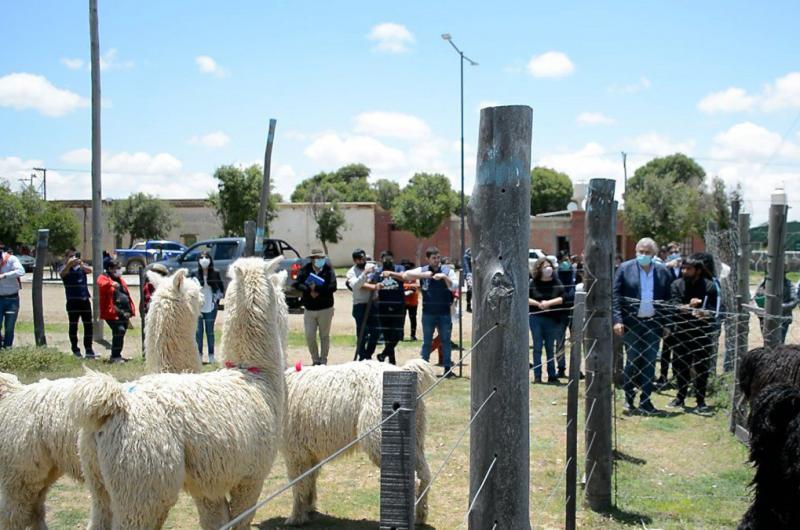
[576,112,615,125]
[274,164,300,199]
[367,23,414,53]
[527,51,574,78]
[195,55,227,77]
[761,72,800,112]
[189,131,230,148]
[477,101,500,112]
[353,111,431,141]
[537,142,620,181]
[608,77,651,94]
[99,49,133,71]
[710,122,800,160]
[61,148,91,165]
[61,58,84,70]
[60,148,183,174]
[713,162,799,225]
[0,73,88,117]
[304,133,406,171]
[697,87,756,113]
[632,133,695,156]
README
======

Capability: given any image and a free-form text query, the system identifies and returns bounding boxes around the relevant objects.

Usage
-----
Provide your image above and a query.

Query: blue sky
[2,0,799,224]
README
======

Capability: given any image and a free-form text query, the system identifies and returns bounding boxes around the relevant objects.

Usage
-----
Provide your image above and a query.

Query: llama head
[151,269,203,318]
[222,256,289,369]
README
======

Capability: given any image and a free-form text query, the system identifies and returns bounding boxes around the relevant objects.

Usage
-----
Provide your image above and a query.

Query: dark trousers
[659,330,677,380]
[466,290,472,311]
[353,303,379,360]
[67,298,93,354]
[672,326,713,404]
[378,307,404,364]
[405,305,418,338]
[555,314,570,372]
[622,319,661,406]
[105,319,128,359]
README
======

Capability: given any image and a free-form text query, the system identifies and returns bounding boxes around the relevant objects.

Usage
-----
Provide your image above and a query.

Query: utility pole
[32,167,47,200]
[620,151,628,259]
[89,0,104,342]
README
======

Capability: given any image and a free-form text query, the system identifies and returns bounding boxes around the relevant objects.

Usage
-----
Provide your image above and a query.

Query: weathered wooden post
[255,119,277,255]
[467,105,532,530]
[139,267,146,355]
[244,220,256,258]
[582,178,615,512]
[89,0,104,342]
[763,190,788,348]
[730,212,750,438]
[32,229,49,347]
[566,290,586,530]
[379,371,417,530]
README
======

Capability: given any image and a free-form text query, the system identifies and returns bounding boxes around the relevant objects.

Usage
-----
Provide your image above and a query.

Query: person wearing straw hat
[292,248,337,365]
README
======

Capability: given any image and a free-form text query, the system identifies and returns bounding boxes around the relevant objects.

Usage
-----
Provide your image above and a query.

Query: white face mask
[199,258,210,268]
[542,267,554,279]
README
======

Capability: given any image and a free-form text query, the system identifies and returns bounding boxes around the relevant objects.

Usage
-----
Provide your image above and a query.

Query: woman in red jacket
[97,259,135,363]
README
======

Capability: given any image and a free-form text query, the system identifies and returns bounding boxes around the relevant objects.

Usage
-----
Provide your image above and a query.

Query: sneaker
[696,402,711,414]
[546,377,562,385]
[623,400,635,413]
[638,402,660,416]
[667,398,685,408]
[207,355,215,364]
[72,350,82,358]
[84,351,97,360]
[377,353,386,362]
[108,357,129,364]
[557,368,566,379]
[533,376,543,384]
[442,370,457,379]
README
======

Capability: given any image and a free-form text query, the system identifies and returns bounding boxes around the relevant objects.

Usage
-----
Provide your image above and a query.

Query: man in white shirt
[346,248,380,360]
[0,245,26,349]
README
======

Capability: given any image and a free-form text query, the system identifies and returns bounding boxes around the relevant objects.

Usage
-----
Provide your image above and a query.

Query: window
[214,242,239,261]
[279,241,301,259]
[181,243,213,263]
[163,243,183,251]
[263,240,280,259]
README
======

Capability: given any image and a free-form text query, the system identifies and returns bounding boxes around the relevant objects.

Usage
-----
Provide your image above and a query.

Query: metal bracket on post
[380,371,417,530]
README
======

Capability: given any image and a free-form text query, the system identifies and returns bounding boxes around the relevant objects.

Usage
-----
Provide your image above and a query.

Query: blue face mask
[668,253,681,261]
[559,261,571,271]
[314,258,326,269]
[636,254,652,267]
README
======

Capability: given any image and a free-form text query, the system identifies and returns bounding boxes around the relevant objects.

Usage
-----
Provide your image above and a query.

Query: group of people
[292,246,458,378]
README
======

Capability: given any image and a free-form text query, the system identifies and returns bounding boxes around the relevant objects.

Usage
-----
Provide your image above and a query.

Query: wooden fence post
[380,371,417,530]
[244,220,256,258]
[763,190,788,348]
[582,178,616,512]
[467,105,532,530]
[730,212,751,440]
[32,229,49,347]
[566,291,586,530]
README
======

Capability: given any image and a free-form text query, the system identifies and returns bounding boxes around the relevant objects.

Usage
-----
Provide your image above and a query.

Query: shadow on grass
[256,513,436,529]
[600,505,653,526]
[613,449,646,465]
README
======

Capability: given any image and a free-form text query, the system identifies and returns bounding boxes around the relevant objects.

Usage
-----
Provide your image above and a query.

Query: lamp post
[442,33,477,378]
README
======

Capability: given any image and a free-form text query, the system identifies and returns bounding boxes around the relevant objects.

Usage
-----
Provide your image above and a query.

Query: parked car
[150,237,305,310]
[17,254,35,273]
[528,248,545,269]
[115,240,187,274]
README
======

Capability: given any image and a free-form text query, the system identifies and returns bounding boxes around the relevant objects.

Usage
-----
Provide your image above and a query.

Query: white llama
[144,268,203,373]
[282,358,436,525]
[70,256,288,529]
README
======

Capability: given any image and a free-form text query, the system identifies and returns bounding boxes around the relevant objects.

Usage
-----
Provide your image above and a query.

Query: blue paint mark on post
[475,106,533,186]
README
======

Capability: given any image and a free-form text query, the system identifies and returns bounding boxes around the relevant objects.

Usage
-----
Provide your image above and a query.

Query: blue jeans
[353,303,379,360]
[421,313,452,369]
[0,295,20,349]
[530,314,559,379]
[622,319,662,406]
[196,308,218,357]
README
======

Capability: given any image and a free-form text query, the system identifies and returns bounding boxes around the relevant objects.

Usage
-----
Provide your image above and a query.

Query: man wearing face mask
[98,259,135,363]
[667,254,718,413]
[369,250,406,365]
[0,244,25,349]
[404,246,459,378]
[293,249,337,365]
[612,237,674,414]
[60,249,95,358]
[346,248,381,361]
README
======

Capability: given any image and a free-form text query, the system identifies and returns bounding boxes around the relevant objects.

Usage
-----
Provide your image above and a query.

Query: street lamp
[441,33,477,378]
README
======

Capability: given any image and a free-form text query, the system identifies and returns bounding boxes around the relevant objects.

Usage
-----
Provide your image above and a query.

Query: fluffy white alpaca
[70,257,288,530]
[281,358,436,525]
[144,268,203,373]
[0,268,205,530]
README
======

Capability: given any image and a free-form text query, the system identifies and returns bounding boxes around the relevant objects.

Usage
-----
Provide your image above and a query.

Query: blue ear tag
[126,385,137,393]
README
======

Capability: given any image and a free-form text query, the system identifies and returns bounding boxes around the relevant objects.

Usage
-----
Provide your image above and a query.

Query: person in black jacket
[292,249,337,365]
[370,250,406,365]
[667,253,719,413]
[191,251,225,364]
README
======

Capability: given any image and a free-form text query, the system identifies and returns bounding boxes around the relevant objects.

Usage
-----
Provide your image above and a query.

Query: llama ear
[146,270,166,288]
[271,269,288,291]
[264,255,284,274]
[228,260,242,281]
[172,269,187,289]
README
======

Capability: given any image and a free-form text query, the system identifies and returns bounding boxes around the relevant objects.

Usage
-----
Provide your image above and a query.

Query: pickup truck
[150,237,305,310]
[116,240,187,274]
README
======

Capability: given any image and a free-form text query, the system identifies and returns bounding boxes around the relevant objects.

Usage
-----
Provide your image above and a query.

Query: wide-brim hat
[309,248,326,258]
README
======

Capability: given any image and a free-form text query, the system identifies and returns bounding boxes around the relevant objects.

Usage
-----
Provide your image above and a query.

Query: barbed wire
[458,455,498,529]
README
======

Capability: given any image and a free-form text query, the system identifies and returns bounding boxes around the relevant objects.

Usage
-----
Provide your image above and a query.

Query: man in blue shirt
[60,249,96,358]
[0,244,25,349]
[612,237,674,414]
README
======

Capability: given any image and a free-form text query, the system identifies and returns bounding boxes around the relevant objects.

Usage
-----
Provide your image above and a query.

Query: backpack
[113,284,132,320]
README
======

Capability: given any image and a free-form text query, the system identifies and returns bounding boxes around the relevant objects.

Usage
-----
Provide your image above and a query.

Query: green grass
[3,345,750,529]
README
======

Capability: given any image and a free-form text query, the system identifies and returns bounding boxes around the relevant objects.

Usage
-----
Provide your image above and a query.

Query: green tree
[109,193,177,247]
[13,185,80,256]
[0,181,25,245]
[530,166,574,215]
[372,179,400,210]
[209,164,280,236]
[623,153,709,244]
[706,176,731,230]
[392,173,457,262]
[291,163,376,203]
[307,183,348,255]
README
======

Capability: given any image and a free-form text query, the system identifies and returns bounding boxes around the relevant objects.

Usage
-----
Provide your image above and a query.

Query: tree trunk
[321,240,329,257]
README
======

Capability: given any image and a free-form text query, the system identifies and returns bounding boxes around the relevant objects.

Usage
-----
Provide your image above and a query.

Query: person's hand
[689,297,702,308]
[382,270,392,278]
[365,263,376,273]
[0,273,5,280]
[433,273,447,281]
[529,299,541,309]
[375,283,383,290]
[540,300,550,310]
[310,291,319,298]
[613,323,625,336]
